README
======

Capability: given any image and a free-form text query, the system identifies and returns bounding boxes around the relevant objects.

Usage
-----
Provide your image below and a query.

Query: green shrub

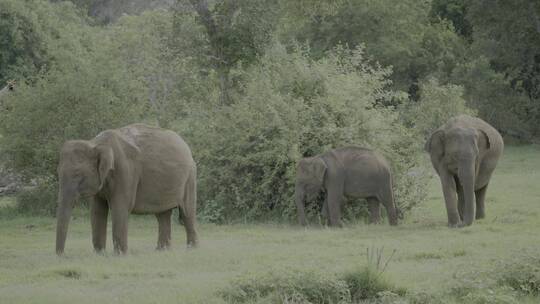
[401,77,475,138]
[498,256,540,296]
[220,267,403,304]
[343,267,404,302]
[16,180,57,216]
[191,43,428,223]
[451,57,534,138]
[0,2,147,209]
[220,270,350,304]
[447,255,540,303]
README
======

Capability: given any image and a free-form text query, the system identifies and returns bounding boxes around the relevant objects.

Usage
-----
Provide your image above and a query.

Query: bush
[0,3,147,213]
[191,43,429,223]
[401,77,474,138]
[220,267,403,304]
[498,256,540,296]
[343,267,404,302]
[451,57,534,139]
[221,270,351,304]
[16,180,57,216]
[447,254,540,304]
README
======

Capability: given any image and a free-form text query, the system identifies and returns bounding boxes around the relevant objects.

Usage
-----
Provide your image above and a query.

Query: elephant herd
[55,115,503,255]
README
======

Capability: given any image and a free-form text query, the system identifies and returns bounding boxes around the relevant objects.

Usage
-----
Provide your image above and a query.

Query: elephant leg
[321,196,330,225]
[439,170,460,227]
[475,185,488,219]
[379,185,398,226]
[111,204,129,254]
[90,197,108,253]
[455,177,465,221]
[367,198,381,224]
[155,209,172,250]
[326,186,344,227]
[182,170,198,248]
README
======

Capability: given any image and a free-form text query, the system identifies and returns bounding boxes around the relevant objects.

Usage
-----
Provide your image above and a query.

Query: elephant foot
[328,221,344,228]
[447,221,462,228]
[475,213,485,220]
[457,221,473,228]
[113,245,128,255]
[156,244,171,251]
[94,248,106,255]
[368,218,381,225]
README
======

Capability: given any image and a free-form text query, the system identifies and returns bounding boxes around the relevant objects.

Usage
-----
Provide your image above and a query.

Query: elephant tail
[380,167,398,225]
[182,165,198,247]
[177,205,185,225]
[183,166,197,221]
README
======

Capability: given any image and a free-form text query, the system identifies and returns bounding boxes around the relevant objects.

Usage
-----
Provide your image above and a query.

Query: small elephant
[56,124,198,255]
[425,115,503,227]
[295,147,398,227]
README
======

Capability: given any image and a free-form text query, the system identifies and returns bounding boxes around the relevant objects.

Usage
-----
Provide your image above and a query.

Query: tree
[190,44,428,222]
[280,0,467,101]
[0,0,50,83]
[176,0,279,105]
[455,0,540,136]
[430,0,472,39]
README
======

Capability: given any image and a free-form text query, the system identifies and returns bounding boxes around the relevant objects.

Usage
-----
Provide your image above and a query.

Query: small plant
[342,267,404,302]
[342,246,402,302]
[220,270,351,304]
[366,246,397,274]
[498,256,540,296]
[221,247,404,304]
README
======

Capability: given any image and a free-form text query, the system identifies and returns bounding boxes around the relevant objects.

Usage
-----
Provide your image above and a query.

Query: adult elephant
[425,115,503,227]
[56,124,198,255]
[295,147,397,227]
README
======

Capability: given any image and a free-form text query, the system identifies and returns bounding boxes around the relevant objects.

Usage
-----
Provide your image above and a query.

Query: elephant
[295,146,398,227]
[425,115,503,227]
[56,124,198,255]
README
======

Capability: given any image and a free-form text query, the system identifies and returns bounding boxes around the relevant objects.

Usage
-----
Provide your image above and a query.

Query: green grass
[0,145,539,303]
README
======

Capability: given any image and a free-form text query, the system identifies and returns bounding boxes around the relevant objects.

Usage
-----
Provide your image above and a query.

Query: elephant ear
[425,130,445,159]
[310,157,327,185]
[95,145,114,191]
[478,129,491,150]
[94,131,141,190]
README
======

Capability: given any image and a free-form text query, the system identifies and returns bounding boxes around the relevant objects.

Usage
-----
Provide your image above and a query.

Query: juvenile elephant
[425,115,503,227]
[295,147,397,227]
[56,124,198,255]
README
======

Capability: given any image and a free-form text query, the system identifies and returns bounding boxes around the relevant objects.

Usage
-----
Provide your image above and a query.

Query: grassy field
[0,145,539,303]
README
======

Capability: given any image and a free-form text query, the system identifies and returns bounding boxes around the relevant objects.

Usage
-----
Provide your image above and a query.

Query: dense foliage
[191,45,426,222]
[0,0,538,220]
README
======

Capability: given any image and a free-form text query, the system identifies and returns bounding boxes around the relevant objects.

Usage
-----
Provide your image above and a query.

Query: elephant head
[56,140,113,255]
[425,127,491,225]
[294,157,327,225]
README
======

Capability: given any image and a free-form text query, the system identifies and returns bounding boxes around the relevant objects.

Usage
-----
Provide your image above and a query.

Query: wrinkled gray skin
[425,115,503,227]
[295,147,398,227]
[56,124,198,255]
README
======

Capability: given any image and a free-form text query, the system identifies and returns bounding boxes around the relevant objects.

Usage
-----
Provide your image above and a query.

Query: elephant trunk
[458,158,476,226]
[295,185,307,226]
[56,182,77,255]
